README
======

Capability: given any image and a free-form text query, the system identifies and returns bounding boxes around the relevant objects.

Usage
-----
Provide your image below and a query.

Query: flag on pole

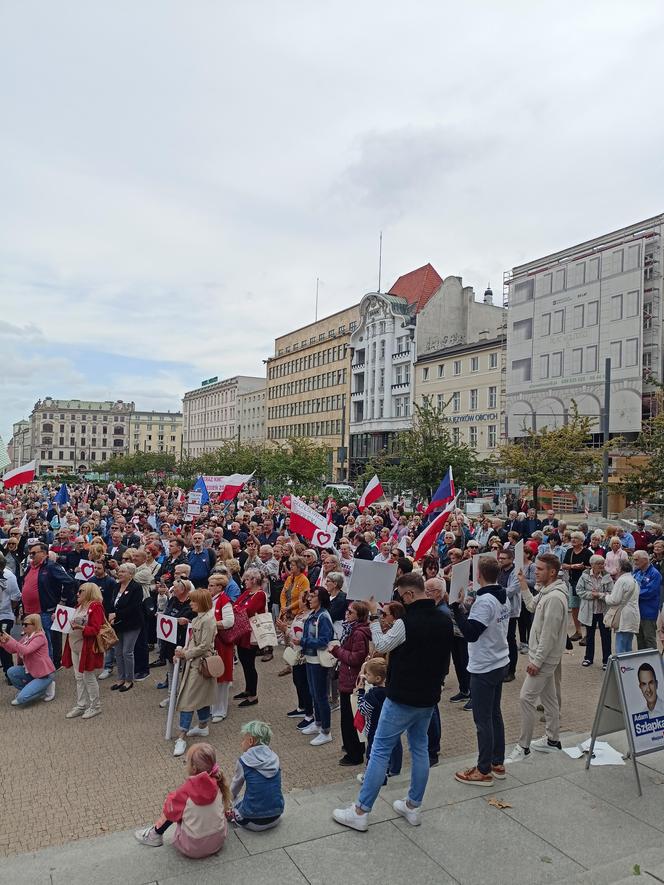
[202,472,255,501]
[18,513,28,534]
[289,496,336,547]
[53,483,70,506]
[281,495,292,509]
[193,476,210,505]
[358,474,384,512]
[424,467,455,515]
[412,495,459,561]
[2,460,36,489]
[326,496,334,523]
[584,502,589,518]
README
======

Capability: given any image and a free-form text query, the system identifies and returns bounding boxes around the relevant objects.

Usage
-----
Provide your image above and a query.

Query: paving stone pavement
[1,640,605,858]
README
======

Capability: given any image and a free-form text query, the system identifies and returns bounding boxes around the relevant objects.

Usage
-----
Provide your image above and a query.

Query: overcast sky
[2,1,663,441]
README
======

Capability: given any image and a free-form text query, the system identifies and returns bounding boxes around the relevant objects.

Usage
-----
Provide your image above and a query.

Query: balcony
[391,382,410,391]
[351,389,364,400]
[392,349,411,362]
[351,362,365,371]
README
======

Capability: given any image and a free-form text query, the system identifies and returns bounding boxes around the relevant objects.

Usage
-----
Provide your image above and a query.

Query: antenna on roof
[378,231,383,293]
[315,277,319,322]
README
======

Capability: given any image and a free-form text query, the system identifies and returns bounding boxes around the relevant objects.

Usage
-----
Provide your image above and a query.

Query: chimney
[483,283,493,305]
[479,329,489,340]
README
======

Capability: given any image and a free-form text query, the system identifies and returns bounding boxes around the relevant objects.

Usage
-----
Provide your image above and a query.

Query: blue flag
[193,476,210,505]
[53,483,70,506]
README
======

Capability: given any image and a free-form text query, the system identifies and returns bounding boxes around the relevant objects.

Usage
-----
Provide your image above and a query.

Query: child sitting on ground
[356,657,402,783]
[135,742,231,858]
[231,720,285,831]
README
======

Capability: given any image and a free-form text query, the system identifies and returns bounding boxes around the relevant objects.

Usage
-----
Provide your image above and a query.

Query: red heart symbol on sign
[56,608,69,630]
[160,618,173,639]
[81,562,94,580]
[316,531,332,547]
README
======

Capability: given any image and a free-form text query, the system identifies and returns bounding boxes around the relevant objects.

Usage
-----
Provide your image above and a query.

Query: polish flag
[203,472,255,501]
[358,475,383,512]
[411,495,458,561]
[281,495,292,509]
[2,460,36,489]
[326,496,334,522]
[289,496,336,547]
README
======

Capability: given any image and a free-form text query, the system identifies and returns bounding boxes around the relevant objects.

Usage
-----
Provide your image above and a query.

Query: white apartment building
[237,384,266,444]
[506,214,664,440]
[182,375,265,456]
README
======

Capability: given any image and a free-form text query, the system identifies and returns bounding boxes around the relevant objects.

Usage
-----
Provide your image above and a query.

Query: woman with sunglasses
[296,587,334,746]
[0,613,55,705]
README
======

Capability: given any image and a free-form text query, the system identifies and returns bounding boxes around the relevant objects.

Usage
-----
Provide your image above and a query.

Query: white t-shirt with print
[467,591,510,674]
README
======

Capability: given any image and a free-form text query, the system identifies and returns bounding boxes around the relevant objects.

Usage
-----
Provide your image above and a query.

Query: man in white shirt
[450,556,510,786]
[638,663,664,717]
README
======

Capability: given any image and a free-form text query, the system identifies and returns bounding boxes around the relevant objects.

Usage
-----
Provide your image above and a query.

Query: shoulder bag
[94,619,119,654]
[219,605,251,645]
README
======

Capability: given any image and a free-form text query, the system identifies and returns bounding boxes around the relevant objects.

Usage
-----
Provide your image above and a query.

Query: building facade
[415,335,504,458]
[349,264,443,477]
[182,375,265,457]
[237,385,266,444]
[265,305,360,481]
[8,420,31,470]
[130,410,182,455]
[30,398,134,474]
[506,214,664,440]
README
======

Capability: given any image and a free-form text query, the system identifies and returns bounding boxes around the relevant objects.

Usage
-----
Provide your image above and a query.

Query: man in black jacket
[333,573,453,831]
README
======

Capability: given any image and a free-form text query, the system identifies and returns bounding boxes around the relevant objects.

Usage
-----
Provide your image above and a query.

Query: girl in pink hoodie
[135,743,231,858]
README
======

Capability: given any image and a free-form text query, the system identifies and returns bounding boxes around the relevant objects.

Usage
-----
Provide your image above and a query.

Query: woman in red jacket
[329,600,371,767]
[232,568,267,709]
[208,572,235,722]
[61,582,105,720]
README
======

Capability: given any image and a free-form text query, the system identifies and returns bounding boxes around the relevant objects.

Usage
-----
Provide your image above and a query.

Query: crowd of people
[1,478,664,851]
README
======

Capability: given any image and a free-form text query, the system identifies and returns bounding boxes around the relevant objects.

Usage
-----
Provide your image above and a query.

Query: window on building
[452,427,460,445]
[488,425,497,448]
[437,363,444,377]
[625,290,639,317]
[551,352,563,377]
[540,355,549,379]
[378,399,384,418]
[453,360,461,376]
[421,366,429,382]
[513,279,534,304]
[586,345,598,372]
[588,257,600,281]
[573,305,584,329]
[572,348,583,374]
[469,426,477,447]
[541,314,551,336]
[469,389,478,410]
[612,249,624,274]
[437,393,445,410]
[611,294,623,321]
[553,269,565,291]
[587,301,599,326]
[489,352,498,369]
[511,358,532,383]
[451,392,460,412]
[552,310,565,334]
[513,318,533,341]
[379,340,385,359]
[488,386,497,408]
[470,356,479,372]
[541,273,553,295]
[610,340,622,368]
[644,350,652,371]
[625,338,639,367]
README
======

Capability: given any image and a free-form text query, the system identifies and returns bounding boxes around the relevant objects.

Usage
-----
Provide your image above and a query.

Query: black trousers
[237,645,259,696]
[518,600,532,644]
[507,617,519,676]
[451,636,470,694]
[584,613,612,665]
[470,665,507,774]
[292,663,313,716]
[340,691,364,763]
[0,619,14,675]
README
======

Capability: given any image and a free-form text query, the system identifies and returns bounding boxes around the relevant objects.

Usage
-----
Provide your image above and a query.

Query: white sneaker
[211,714,226,723]
[356,772,365,783]
[310,731,332,746]
[134,825,163,847]
[186,725,210,737]
[82,707,101,720]
[65,707,85,719]
[173,738,187,757]
[43,681,56,702]
[11,698,20,706]
[301,722,320,735]
[333,804,368,832]
[530,736,562,754]
[393,798,422,827]
[98,669,112,680]
[504,744,531,765]
[159,697,170,708]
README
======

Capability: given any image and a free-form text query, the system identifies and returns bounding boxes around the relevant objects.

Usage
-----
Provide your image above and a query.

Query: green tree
[261,438,330,496]
[106,451,176,479]
[496,402,603,509]
[393,402,480,502]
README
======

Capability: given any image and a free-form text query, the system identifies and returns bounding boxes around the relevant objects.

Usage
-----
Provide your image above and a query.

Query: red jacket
[62,600,105,672]
[330,621,371,693]
[234,589,267,649]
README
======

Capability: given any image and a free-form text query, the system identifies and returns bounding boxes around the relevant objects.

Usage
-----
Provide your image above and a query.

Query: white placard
[156,614,179,644]
[187,491,202,516]
[514,540,524,575]
[449,558,471,605]
[347,558,397,604]
[50,604,75,634]
[75,559,96,581]
[312,522,337,548]
[472,551,497,595]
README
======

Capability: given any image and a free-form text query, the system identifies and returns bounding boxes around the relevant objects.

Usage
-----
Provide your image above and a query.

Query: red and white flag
[584,502,589,518]
[358,474,383,512]
[411,495,459,561]
[289,496,336,547]
[203,472,255,501]
[281,495,292,509]
[2,460,36,489]
[325,496,334,522]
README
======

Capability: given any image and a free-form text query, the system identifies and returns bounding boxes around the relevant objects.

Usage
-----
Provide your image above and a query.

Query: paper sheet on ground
[563,739,625,765]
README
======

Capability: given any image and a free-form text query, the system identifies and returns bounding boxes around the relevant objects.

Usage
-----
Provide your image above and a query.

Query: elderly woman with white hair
[576,555,613,669]
[562,531,592,642]
[604,536,628,579]
[108,561,144,692]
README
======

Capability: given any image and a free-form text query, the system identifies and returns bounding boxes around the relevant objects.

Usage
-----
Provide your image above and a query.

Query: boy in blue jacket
[231,721,284,831]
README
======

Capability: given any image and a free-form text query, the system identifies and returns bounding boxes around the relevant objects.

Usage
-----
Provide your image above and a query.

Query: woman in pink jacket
[0,613,56,705]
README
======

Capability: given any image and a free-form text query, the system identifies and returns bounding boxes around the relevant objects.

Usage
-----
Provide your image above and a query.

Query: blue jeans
[8,665,54,704]
[616,632,634,654]
[40,611,54,661]
[179,706,211,731]
[358,698,433,812]
[306,662,330,731]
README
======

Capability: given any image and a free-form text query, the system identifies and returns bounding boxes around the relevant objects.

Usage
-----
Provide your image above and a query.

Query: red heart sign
[56,608,69,630]
[160,618,173,639]
[80,562,95,580]
[316,531,332,547]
